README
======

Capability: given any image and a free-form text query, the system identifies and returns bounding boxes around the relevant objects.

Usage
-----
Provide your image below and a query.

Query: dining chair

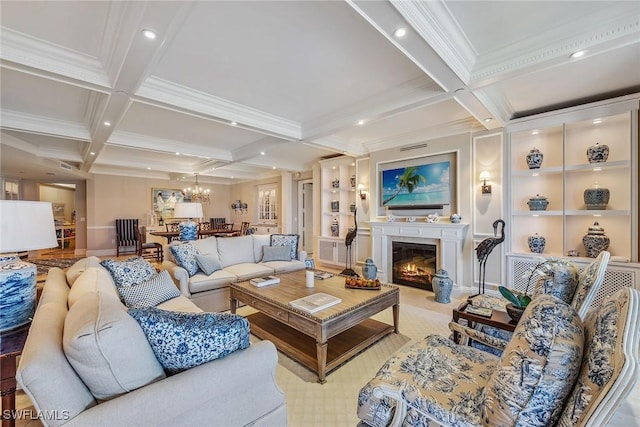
[115,218,138,257]
[240,221,250,235]
[136,226,163,262]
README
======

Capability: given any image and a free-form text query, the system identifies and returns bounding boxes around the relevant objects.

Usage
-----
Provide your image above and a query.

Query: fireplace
[392,241,437,291]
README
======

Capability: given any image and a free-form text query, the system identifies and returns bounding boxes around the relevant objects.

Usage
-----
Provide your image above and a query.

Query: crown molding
[471,88,514,124]
[365,117,480,153]
[1,110,90,141]
[471,13,640,83]
[136,77,301,140]
[390,0,475,85]
[107,130,232,162]
[307,135,367,157]
[0,27,110,88]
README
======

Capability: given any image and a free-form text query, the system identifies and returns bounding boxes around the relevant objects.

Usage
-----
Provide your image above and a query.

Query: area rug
[31,257,83,276]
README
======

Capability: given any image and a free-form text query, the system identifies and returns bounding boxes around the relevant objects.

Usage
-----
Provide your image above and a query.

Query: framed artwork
[152,188,185,218]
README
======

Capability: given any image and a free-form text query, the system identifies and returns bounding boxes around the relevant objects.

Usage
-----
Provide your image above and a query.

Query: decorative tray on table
[344,277,381,290]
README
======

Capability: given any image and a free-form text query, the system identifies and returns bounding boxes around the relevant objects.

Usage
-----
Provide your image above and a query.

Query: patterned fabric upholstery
[129,307,251,374]
[571,251,610,318]
[483,295,584,426]
[557,287,639,427]
[100,257,157,288]
[357,335,499,427]
[117,270,180,309]
[270,234,299,260]
[531,260,579,303]
[358,295,584,427]
[170,243,201,276]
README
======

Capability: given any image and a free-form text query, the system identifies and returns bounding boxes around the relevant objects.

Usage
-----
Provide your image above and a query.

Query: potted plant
[499,257,566,322]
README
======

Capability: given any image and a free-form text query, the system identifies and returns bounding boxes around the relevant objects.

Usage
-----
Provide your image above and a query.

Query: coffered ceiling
[1,1,638,184]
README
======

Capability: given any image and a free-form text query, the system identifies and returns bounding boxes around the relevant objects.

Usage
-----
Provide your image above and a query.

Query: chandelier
[183,174,210,203]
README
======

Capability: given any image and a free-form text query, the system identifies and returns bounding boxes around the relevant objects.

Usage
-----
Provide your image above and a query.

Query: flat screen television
[379,154,454,211]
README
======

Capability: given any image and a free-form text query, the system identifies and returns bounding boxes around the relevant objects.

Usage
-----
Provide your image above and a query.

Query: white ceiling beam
[1,110,91,141]
[81,1,197,172]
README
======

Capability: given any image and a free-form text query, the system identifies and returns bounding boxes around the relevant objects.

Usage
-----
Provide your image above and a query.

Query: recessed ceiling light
[483,118,493,123]
[142,29,157,40]
[230,121,237,126]
[175,152,180,155]
[260,151,265,155]
[147,167,151,170]
[570,50,585,59]
[103,121,111,127]
[394,27,407,38]
[89,151,95,156]
[357,119,365,125]
[272,166,277,170]
[592,118,602,124]
[230,176,234,179]
[531,130,539,135]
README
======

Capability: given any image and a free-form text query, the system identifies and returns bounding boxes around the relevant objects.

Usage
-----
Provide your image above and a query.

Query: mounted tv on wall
[378,152,456,213]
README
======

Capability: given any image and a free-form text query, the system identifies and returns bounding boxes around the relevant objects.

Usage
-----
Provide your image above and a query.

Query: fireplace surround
[369,221,468,288]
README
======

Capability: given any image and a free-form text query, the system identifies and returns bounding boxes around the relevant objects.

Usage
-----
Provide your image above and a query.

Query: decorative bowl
[527,194,549,211]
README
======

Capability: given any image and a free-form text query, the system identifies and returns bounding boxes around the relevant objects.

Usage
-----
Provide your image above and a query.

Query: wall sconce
[357,183,366,200]
[479,171,492,194]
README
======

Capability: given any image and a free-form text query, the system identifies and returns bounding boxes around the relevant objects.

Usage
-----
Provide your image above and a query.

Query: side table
[1,323,30,427]
[451,302,516,345]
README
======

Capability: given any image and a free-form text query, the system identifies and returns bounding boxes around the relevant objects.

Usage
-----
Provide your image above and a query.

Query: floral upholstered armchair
[357,286,639,427]
[450,251,610,355]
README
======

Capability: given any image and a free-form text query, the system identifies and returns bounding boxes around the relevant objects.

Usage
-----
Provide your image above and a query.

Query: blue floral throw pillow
[270,234,299,260]
[117,270,180,309]
[170,243,200,276]
[128,308,250,374]
[100,257,157,287]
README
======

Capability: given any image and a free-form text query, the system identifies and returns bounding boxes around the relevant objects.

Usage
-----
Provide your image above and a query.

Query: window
[257,184,277,222]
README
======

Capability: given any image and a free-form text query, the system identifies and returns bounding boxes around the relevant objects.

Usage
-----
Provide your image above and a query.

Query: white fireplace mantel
[369,221,469,287]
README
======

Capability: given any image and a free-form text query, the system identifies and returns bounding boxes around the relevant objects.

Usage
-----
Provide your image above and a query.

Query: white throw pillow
[63,291,166,401]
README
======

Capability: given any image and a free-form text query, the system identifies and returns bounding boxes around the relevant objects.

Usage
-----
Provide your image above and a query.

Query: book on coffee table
[288,293,342,313]
[465,305,493,318]
[314,271,333,280]
[249,275,280,287]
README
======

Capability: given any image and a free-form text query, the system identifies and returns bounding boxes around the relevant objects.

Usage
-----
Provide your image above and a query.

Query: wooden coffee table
[230,270,399,383]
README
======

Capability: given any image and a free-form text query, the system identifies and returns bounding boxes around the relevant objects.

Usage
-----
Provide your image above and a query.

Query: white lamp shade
[479,171,491,181]
[173,202,203,219]
[0,200,58,252]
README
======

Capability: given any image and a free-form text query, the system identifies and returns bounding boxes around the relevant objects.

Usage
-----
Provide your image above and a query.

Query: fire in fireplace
[392,241,437,291]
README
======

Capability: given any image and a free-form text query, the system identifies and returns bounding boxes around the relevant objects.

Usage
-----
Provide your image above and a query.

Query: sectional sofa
[162,234,307,312]
[16,257,287,426]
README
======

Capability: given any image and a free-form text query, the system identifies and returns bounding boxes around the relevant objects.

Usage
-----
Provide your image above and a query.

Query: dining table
[149,229,240,243]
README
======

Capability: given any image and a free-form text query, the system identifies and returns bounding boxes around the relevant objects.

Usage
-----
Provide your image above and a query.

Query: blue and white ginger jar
[528,233,546,254]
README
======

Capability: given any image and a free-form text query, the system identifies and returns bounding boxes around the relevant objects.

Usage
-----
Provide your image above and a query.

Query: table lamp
[0,201,58,332]
[173,202,203,241]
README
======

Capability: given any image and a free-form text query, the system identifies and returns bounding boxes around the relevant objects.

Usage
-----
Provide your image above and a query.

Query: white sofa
[162,234,307,312]
[17,257,287,426]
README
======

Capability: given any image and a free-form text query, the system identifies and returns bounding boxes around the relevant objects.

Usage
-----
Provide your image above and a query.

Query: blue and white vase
[0,257,37,332]
[587,142,609,163]
[432,269,453,304]
[330,218,339,237]
[362,258,377,280]
[179,219,198,241]
[528,233,546,254]
[526,147,543,169]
